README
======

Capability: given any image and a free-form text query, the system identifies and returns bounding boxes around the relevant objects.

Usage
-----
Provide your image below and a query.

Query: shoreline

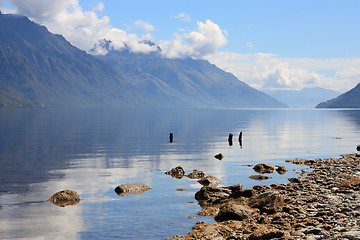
[166,153,360,239]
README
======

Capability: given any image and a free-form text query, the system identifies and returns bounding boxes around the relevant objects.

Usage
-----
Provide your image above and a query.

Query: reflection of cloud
[0,190,84,240]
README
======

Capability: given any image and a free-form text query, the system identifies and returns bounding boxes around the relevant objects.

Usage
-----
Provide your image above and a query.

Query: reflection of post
[239,132,243,148]
[169,132,173,143]
[228,133,233,146]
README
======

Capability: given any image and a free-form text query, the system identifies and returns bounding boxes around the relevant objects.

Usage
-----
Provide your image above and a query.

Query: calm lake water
[1,108,360,239]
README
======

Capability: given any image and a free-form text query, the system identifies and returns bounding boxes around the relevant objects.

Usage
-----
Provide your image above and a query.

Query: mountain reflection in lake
[1,108,360,239]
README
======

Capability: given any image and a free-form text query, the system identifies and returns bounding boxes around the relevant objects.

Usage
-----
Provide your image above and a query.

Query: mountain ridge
[316,83,360,108]
[0,12,287,108]
[264,87,341,108]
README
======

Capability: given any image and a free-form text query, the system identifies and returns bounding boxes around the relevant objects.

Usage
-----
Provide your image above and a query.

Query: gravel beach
[167,153,360,239]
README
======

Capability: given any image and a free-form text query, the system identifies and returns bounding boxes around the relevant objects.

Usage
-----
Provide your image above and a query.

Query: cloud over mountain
[0,0,227,59]
[1,0,358,93]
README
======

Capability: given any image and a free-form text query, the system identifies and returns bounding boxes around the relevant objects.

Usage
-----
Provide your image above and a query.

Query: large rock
[48,190,81,207]
[195,186,232,205]
[215,203,259,222]
[114,183,152,196]
[197,175,221,187]
[248,191,284,214]
[253,163,276,174]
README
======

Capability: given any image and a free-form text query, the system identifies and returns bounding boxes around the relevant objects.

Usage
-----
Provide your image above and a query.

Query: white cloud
[172,12,191,22]
[133,20,154,31]
[1,0,358,92]
[205,52,360,92]
[159,19,228,58]
[93,2,104,12]
[245,41,254,49]
[0,0,158,55]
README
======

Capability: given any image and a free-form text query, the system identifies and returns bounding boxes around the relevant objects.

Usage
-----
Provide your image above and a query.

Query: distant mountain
[316,83,360,108]
[96,49,288,108]
[264,87,341,108]
[0,12,287,108]
[0,12,149,107]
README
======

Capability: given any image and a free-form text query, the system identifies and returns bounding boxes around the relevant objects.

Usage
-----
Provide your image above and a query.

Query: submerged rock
[48,190,81,207]
[165,166,185,179]
[114,183,152,196]
[249,175,272,181]
[197,175,221,187]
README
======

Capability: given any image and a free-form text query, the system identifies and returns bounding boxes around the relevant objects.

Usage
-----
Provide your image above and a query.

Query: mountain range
[264,87,341,108]
[316,83,360,108]
[0,12,287,108]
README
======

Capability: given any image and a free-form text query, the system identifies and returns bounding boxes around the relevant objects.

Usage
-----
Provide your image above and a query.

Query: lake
[1,108,360,239]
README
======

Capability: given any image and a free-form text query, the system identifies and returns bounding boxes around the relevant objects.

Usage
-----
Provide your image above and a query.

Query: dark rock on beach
[167,154,360,239]
[48,190,81,207]
[114,183,152,196]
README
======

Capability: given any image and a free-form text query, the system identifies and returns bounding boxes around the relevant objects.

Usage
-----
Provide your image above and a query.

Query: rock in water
[165,166,185,179]
[253,163,276,174]
[186,169,205,179]
[214,153,224,160]
[275,165,288,175]
[198,176,221,187]
[48,190,81,207]
[114,183,152,196]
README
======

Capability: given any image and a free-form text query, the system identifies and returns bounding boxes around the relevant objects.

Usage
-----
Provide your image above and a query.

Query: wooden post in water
[169,132,173,143]
[239,132,243,148]
[228,133,233,146]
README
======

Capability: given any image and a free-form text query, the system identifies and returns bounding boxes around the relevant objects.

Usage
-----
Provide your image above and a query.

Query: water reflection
[1,108,360,239]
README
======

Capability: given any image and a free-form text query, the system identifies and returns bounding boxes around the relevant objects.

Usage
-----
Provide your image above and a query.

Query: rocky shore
[166,154,360,239]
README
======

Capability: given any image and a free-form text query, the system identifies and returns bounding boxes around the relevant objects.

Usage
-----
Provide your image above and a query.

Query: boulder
[186,169,205,179]
[195,186,231,204]
[253,163,276,174]
[165,166,185,179]
[197,175,221,187]
[48,190,81,207]
[249,225,284,240]
[276,165,288,175]
[215,203,259,222]
[357,145,360,151]
[248,191,284,214]
[114,183,152,196]
[231,188,257,198]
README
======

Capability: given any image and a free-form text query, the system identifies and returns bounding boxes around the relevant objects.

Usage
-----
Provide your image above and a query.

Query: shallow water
[1,108,360,239]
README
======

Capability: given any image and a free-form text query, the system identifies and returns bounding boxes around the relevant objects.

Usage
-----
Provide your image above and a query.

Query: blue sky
[76,0,360,58]
[1,0,359,92]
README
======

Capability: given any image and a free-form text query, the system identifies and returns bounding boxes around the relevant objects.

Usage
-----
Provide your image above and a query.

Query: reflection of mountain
[316,83,360,108]
[0,12,286,108]
[264,87,340,108]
